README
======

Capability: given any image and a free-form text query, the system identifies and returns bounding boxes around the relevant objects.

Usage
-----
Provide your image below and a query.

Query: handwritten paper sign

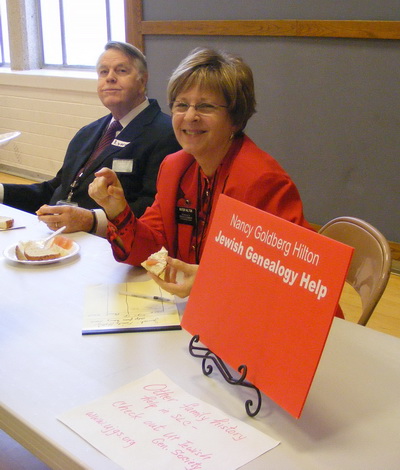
[58,369,279,470]
[182,195,354,418]
[82,281,181,334]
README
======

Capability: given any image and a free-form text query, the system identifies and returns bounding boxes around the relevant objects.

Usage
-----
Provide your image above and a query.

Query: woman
[89,48,312,297]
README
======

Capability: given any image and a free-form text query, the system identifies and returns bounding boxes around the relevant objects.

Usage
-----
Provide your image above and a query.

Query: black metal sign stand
[189,335,262,417]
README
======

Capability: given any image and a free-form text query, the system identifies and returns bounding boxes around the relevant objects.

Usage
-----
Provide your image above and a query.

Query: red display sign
[182,195,354,418]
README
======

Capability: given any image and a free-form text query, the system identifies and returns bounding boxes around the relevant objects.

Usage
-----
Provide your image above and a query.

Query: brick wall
[0,70,105,181]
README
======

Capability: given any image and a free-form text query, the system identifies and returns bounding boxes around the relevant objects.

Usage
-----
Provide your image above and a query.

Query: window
[39,0,125,67]
[0,0,10,64]
[1,0,125,69]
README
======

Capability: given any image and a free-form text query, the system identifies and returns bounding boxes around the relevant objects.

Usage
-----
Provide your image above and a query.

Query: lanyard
[65,122,117,203]
[194,167,218,263]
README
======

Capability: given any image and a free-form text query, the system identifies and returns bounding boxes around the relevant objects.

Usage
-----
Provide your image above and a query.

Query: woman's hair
[99,41,148,76]
[167,48,256,135]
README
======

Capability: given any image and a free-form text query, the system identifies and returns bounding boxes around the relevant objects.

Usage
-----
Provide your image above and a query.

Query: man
[0,41,180,236]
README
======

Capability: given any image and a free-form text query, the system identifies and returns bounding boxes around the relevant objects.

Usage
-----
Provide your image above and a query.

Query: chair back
[319,216,391,325]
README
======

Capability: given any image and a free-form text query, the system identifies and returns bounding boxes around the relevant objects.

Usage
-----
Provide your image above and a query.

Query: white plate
[3,241,80,265]
[0,131,21,147]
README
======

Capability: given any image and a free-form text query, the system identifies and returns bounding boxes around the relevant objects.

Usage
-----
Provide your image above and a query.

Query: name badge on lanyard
[175,206,197,226]
[112,159,134,173]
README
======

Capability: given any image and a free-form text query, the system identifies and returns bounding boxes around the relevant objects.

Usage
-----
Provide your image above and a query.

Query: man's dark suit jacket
[3,99,180,217]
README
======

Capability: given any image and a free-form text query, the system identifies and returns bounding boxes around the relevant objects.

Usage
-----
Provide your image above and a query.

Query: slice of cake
[0,216,14,229]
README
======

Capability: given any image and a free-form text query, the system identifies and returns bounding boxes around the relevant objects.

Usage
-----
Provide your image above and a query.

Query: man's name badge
[111,139,129,148]
[112,159,134,173]
[56,199,78,207]
[176,206,197,226]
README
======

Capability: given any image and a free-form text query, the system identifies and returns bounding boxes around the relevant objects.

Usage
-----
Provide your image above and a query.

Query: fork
[39,225,66,249]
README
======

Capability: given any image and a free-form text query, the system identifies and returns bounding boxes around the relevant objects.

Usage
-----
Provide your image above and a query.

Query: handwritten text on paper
[58,370,279,470]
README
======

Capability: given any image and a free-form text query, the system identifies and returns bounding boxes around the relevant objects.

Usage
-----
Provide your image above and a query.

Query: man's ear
[138,72,148,92]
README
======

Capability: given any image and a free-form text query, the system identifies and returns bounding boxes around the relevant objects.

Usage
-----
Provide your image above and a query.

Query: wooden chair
[319,216,391,325]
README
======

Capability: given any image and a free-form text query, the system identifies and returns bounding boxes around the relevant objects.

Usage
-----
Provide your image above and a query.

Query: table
[1,204,400,470]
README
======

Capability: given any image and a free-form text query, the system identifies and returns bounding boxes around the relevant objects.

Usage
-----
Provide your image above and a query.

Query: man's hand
[88,168,127,219]
[148,257,199,298]
[36,205,95,233]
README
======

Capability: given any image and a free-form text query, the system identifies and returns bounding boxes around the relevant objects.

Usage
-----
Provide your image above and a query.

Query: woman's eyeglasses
[170,101,228,115]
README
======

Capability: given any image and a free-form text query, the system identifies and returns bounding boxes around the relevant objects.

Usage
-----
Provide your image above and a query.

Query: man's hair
[167,48,256,135]
[99,41,147,76]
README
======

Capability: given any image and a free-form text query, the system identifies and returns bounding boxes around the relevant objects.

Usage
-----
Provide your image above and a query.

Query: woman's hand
[88,168,127,220]
[149,257,199,298]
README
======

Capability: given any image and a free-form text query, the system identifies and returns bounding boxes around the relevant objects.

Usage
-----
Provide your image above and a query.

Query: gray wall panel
[143,1,400,21]
[143,14,399,240]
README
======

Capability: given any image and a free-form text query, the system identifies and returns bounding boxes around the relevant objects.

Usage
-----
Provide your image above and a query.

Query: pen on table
[119,291,173,302]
